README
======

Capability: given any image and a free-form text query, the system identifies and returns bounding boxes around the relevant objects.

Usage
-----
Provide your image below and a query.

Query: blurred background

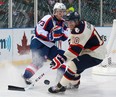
[0,0,116,28]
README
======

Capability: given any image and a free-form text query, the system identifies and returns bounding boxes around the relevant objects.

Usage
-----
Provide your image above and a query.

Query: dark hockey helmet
[66,11,80,21]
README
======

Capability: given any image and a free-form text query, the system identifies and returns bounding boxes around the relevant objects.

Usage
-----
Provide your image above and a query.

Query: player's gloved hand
[50,54,67,70]
[48,26,64,41]
[51,26,63,34]
[47,32,63,41]
[47,32,54,41]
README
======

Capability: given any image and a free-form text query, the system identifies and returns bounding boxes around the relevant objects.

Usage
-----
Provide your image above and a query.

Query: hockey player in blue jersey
[23,2,69,84]
[48,11,107,93]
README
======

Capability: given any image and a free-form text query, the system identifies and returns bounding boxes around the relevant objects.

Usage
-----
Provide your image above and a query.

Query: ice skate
[22,70,33,85]
[48,83,66,93]
[22,75,32,85]
[73,80,80,88]
[66,80,80,89]
[23,78,32,85]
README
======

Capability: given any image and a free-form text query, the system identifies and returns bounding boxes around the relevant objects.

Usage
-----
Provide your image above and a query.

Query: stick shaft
[8,66,52,91]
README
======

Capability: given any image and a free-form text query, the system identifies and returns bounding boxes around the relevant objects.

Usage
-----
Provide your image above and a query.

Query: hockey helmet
[53,2,66,11]
[66,11,80,21]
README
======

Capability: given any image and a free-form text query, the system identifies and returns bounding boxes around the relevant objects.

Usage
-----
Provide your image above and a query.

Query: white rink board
[0,29,13,61]
[0,28,34,63]
[12,28,34,61]
[0,27,112,63]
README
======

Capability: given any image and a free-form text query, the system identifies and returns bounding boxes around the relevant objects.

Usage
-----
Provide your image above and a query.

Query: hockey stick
[8,66,53,91]
[8,3,54,91]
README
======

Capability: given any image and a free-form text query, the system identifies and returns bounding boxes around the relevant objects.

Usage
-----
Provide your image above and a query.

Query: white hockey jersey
[65,21,107,60]
[34,15,69,47]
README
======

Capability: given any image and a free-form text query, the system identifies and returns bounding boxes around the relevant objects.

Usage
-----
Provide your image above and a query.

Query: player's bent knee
[67,60,77,74]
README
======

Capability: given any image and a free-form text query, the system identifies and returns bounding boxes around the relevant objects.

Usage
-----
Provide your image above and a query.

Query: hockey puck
[44,80,50,85]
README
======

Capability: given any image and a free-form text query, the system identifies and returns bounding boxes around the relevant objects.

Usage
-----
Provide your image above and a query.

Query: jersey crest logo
[74,37,80,44]
[72,36,80,44]
[75,28,80,33]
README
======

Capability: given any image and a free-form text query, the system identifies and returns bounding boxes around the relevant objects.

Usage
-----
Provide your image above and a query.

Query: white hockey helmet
[53,2,66,11]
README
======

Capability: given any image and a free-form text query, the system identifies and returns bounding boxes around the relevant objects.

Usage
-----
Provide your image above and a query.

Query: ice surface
[0,62,116,97]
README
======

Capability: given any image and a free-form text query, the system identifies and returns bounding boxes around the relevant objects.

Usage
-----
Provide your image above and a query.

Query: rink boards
[0,27,112,65]
[0,28,34,65]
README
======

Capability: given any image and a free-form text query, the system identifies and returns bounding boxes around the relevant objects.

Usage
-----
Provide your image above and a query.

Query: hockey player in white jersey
[48,11,107,93]
[22,2,69,84]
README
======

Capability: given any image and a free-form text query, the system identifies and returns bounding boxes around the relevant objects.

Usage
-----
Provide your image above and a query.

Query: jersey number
[38,20,45,26]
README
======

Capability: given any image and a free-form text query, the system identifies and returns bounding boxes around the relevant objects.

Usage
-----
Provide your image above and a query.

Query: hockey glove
[48,26,64,41]
[52,26,64,40]
[50,54,67,70]
[47,32,54,41]
[47,32,63,41]
[51,26,63,34]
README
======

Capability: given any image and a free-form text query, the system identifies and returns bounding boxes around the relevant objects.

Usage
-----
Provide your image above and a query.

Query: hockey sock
[23,64,38,79]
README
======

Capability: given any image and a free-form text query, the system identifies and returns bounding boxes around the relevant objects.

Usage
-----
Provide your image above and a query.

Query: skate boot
[23,70,33,85]
[48,83,66,93]
[73,80,80,88]
[23,78,32,85]
[66,80,80,89]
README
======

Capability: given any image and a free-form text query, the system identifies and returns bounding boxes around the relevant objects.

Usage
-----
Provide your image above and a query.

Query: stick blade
[8,85,25,91]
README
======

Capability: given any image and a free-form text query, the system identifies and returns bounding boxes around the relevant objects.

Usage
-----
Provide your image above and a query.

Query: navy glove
[50,54,67,70]
[47,31,63,41]
[51,26,63,34]
[48,26,64,41]
[47,32,54,41]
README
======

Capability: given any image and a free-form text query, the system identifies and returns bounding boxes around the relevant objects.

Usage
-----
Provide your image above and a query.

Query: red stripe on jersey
[68,44,83,56]
[35,31,48,40]
[64,74,71,80]
[38,34,47,38]
[35,27,48,40]
[53,33,62,37]
[67,68,75,74]
[70,44,83,48]
[90,45,101,50]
